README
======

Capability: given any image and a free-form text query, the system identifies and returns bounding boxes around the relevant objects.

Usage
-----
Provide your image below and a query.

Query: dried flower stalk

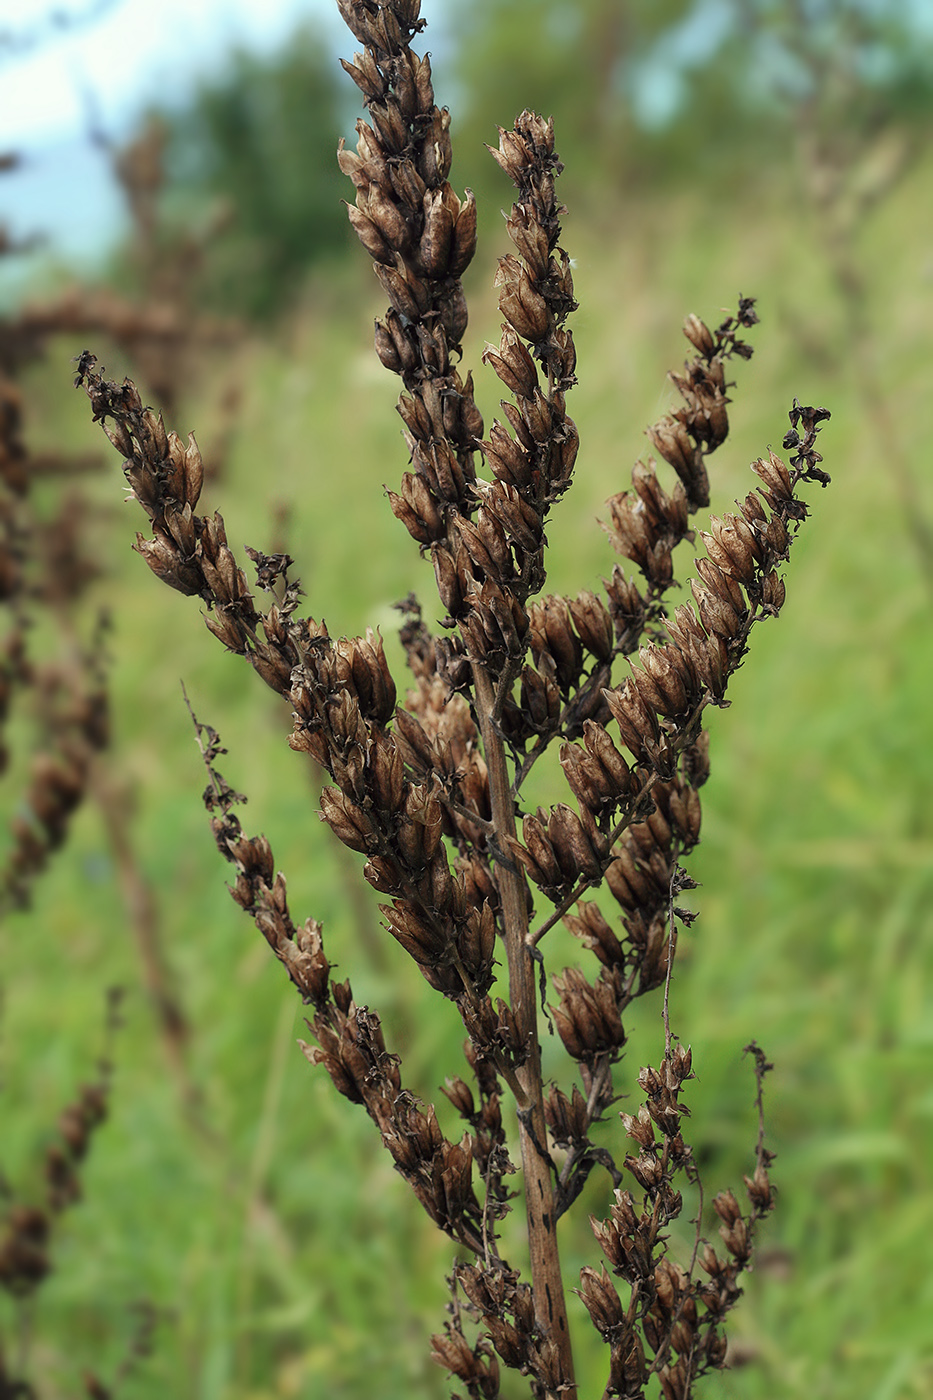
[76,2,831,1395]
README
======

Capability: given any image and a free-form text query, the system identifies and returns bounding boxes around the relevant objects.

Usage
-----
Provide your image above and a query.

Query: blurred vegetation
[2,1,933,1397]
[141,0,933,317]
[159,25,352,320]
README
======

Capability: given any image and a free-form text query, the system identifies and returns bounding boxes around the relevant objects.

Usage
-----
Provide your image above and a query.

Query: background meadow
[2,3,932,1397]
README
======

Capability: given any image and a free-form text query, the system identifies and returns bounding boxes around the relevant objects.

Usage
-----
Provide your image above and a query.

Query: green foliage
[440,0,933,200]
[439,0,632,197]
[162,25,351,319]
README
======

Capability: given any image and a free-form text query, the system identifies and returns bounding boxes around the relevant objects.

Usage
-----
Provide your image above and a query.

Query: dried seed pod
[374,319,403,373]
[511,810,561,890]
[695,555,746,615]
[380,899,448,965]
[345,202,395,264]
[482,421,533,491]
[636,642,694,718]
[683,312,715,357]
[520,663,560,732]
[319,787,378,853]
[761,570,786,613]
[578,1264,625,1335]
[547,803,604,882]
[701,517,758,587]
[603,681,661,763]
[432,543,465,617]
[133,531,203,596]
[690,578,744,642]
[544,1082,589,1146]
[483,327,539,401]
[564,899,624,968]
[448,189,477,277]
[367,730,405,814]
[418,186,454,277]
[569,591,613,662]
[388,473,443,545]
[752,449,793,500]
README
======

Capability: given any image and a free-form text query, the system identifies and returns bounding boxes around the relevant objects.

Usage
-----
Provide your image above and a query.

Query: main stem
[472,665,577,1400]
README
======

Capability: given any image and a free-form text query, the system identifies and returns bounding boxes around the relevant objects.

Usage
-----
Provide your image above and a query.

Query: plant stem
[472,664,577,1400]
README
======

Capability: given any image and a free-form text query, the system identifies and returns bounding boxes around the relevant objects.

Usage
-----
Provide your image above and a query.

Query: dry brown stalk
[76,3,831,1395]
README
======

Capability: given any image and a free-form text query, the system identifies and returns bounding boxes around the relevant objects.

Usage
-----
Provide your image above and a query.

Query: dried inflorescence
[0,990,122,1399]
[0,293,111,911]
[13,116,238,429]
[77,3,831,1396]
[586,1045,776,1400]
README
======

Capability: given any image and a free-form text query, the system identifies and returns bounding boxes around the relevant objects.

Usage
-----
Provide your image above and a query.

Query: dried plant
[75,2,831,1395]
[0,267,110,912]
[15,114,241,454]
[0,989,123,1400]
[0,133,251,1094]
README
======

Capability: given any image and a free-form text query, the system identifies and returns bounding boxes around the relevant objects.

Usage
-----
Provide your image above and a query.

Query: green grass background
[3,143,933,1400]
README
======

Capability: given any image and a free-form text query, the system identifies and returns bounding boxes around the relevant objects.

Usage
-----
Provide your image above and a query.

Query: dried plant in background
[0,129,253,1097]
[15,114,241,467]
[0,989,130,1400]
[76,1,831,1394]
[0,248,109,913]
[0,290,192,1101]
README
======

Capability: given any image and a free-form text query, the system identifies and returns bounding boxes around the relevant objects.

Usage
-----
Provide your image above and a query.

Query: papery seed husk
[506,207,550,278]
[363,856,402,894]
[374,319,402,372]
[701,523,756,586]
[727,508,766,561]
[418,187,453,277]
[521,812,562,886]
[570,591,613,662]
[583,721,631,794]
[368,732,405,814]
[346,203,394,264]
[388,486,432,545]
[366,184,410,250]
[765,512,790,555]
[439,281,468,344]
[558,744,603,814]
[134,533,202,596]
[448,190,477,277]
[639,642,690,716]
[552,1004,588,1060]
[647,418,693,477]
[319,787,376,853]
[752,449,793,499]
[761,571,786,611]
[548,803,601,881]
[483,422,532,490]
[683,312,715,357]
[369,99,408,155]
[691,579,742,641]
[695,554,746,613]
